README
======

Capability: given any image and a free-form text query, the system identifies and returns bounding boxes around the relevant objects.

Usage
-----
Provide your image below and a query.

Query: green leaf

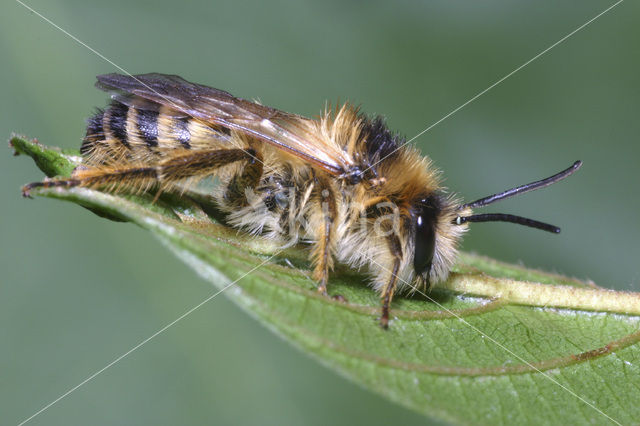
[11,135,640,425]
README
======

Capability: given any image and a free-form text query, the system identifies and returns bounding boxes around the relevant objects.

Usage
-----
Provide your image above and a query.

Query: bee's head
[412,161,582,286]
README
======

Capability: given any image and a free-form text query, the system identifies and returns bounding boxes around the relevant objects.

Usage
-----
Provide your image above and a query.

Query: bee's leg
[22,178,81,197]
[22,148,256,197]
[380,234,403,329]
[311,179,337,296]
[223,149,264,208]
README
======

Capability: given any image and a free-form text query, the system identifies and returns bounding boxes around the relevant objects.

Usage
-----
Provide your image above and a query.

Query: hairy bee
[22,73,581,328]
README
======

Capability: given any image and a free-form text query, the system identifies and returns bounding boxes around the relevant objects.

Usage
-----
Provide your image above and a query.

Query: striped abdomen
[80,100,231,165]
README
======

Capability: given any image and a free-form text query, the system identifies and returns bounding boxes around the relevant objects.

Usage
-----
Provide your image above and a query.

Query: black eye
[413,196,440,278]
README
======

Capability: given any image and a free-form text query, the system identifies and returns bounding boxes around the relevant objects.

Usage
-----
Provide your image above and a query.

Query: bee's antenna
[454,160,582,234]
[455,213,560,233]
[461,160,582,209]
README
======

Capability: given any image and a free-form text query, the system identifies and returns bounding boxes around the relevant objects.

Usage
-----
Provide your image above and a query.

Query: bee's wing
[96,73,353,175]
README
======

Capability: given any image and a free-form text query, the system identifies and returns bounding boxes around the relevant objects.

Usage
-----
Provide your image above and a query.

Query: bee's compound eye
[413,196,439,277]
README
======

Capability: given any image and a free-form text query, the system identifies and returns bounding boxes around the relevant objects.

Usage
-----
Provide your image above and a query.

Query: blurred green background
[2,1,638,424]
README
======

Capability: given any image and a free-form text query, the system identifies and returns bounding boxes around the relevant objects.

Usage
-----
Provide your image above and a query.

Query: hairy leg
[22,148,258,197]
[311,177,338,296]
[380,233,403,329]
[223,150,263,208]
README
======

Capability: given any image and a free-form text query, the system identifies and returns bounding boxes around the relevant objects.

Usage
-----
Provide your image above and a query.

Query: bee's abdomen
[81,101,230,164]
[80,108,105,155]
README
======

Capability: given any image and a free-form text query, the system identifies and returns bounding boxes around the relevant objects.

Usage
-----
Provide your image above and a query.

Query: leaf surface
[11,136,640,425]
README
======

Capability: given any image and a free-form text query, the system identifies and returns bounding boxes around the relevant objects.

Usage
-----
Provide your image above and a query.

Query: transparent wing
[96,73,353,175]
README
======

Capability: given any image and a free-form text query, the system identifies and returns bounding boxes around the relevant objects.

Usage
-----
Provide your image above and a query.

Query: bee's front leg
[379,235,403,329]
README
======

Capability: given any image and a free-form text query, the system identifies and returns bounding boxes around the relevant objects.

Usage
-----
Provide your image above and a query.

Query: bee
[22,73,581,328]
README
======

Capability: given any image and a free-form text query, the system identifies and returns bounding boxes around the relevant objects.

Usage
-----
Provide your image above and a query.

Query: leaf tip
[9,134,31,156]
